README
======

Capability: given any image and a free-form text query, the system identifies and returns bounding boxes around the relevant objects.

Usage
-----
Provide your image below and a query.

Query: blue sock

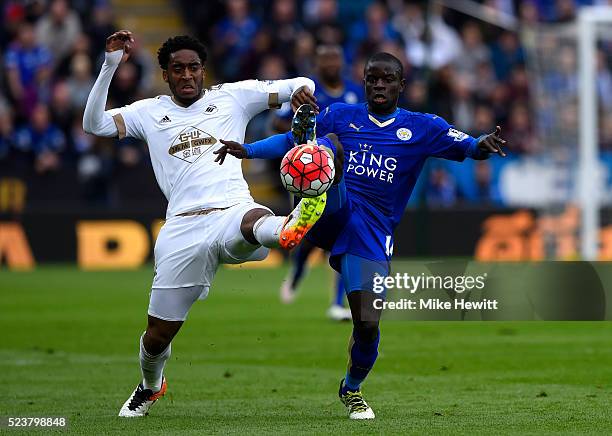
[342,328,380,392]
[334,274,344,307]
[343,372,362,392]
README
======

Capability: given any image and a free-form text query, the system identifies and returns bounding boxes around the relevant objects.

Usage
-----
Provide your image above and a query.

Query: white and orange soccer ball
[280,144,335,198]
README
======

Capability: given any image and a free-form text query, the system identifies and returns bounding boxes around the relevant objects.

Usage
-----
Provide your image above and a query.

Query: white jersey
[108,81,293,218]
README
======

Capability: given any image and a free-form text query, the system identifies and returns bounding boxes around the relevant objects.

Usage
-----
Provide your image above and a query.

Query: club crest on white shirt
[168,127,217,163]
[204,104,218,115]
[396,127,412,141]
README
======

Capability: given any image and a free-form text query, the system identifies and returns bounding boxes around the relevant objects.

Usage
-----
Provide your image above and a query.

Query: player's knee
[145,321,178,353]
[353,320,379,344]
[144,331,171,355]
[147,327,172,344]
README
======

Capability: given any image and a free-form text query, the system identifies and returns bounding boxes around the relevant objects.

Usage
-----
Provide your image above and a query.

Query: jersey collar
[367,106,400,128]
[169,90,207,109]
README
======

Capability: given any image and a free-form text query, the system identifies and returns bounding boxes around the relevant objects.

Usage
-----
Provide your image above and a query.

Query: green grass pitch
[1,263,611,435]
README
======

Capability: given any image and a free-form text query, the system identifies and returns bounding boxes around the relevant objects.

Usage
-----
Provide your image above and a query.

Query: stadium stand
[1,0,611,214]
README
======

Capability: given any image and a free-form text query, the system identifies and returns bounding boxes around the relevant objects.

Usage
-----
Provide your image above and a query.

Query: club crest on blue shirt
[396,128,412,141]
[447,128,469,142]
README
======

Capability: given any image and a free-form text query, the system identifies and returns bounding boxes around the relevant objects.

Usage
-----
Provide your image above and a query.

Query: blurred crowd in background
[0,0,611,211]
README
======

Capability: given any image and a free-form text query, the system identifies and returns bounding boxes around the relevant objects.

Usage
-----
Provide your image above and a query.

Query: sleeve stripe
[112,114,127,139]
[268,92,280,109]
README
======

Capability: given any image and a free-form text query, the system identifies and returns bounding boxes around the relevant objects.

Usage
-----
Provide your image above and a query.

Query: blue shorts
[341,253,390,295]
[305,175,391,294]
[306,177,392,266]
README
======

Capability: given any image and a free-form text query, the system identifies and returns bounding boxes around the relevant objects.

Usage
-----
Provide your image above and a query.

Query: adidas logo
[160,115,171,124]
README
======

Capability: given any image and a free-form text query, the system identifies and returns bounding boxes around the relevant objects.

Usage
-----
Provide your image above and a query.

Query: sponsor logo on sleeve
[447,128,469,142]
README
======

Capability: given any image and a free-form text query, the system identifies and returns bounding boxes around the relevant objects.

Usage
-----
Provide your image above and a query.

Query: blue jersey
[311,103,483,264]
[244,102,485,266]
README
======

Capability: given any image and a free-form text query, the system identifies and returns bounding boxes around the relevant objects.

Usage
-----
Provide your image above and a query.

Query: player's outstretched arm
[477,125,507,157]
[83,30,133,137]
[214,134,292,165]
[232,78,316,119]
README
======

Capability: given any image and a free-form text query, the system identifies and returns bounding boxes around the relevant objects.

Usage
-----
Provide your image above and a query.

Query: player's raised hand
[478,125,507,157]
[214,140,248,165]
[106,30,134,63]
[291,86,318,113]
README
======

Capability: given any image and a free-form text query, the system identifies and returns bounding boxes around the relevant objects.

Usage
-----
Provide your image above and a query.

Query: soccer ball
[280,144,335,198]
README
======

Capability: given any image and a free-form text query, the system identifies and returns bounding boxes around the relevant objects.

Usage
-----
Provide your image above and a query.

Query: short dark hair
[157,35,208,69]
[365,52,403,78]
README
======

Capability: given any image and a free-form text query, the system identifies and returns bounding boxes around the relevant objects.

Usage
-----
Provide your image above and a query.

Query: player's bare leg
[323,133,344,183]
[240,198,327,250]
[143,315,183,355]
[118,316,182,417]
[119,315,185,417]
[241,208,278,245]
[241,207,289,248]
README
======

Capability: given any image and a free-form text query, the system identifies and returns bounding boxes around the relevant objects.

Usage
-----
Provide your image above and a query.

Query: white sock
[139,333,171,392]
[252,215,285,248]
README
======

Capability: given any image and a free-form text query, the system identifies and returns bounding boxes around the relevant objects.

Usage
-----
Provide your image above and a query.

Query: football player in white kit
[82,30,326,417]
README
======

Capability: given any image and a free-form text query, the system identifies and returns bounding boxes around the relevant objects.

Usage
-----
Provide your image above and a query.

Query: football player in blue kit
[275,45,363,320]
[214,52,506,419]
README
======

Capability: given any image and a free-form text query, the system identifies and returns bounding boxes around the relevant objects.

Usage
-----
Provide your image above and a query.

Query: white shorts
[148,202,271,321]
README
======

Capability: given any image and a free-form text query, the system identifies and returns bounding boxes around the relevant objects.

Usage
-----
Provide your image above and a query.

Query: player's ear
[162,69,168,83]
[399,78,406,93]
